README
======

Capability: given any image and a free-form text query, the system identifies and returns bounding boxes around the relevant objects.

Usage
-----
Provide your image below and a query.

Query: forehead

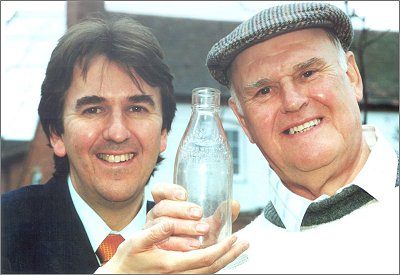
[67,55,161,100]
[232,28,335,67]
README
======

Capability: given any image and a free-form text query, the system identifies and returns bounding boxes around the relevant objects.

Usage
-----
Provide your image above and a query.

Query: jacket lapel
[38,177,99,273]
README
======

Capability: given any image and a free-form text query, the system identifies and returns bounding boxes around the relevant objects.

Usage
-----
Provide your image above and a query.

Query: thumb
[232,200,240,222]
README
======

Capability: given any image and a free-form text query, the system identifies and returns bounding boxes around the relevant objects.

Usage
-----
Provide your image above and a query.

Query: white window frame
[223,125,247,183]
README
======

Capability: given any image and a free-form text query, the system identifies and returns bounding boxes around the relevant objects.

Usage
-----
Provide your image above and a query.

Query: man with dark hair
[1,14,248,274]
[150,2,399,273]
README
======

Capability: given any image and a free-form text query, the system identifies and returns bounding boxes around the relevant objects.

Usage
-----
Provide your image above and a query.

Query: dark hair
[38,14,176,178]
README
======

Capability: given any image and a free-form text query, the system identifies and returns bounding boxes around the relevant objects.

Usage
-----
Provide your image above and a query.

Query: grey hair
[229,30,349,115]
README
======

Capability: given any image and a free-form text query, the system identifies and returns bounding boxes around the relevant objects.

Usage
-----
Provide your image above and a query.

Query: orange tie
[96,234,125,266]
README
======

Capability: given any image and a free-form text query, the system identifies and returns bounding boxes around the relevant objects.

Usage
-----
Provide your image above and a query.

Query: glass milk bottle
[173,87,233,247]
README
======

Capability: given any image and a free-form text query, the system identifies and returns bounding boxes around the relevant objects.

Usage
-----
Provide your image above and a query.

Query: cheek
[309,73,357,106]
[307,80,344,118]
[135,121,164,148]
[308,80,362,136]
[308,79,336,104]
[309,80,358,115]
[243,106,275,141]
[63,122,99,152]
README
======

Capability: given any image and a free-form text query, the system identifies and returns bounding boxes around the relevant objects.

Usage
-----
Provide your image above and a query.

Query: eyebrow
[75,96,104,110]
[243,57,326,91]
[128,95,155,107]
[244,78,273,91]
[293,57,325,72]
[75,94,155,111]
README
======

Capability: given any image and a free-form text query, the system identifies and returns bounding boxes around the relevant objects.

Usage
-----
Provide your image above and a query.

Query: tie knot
[96,234,125,266]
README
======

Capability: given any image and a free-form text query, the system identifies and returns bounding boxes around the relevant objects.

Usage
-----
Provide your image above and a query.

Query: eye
[83,107,102,114]
[257,87,271,96]
[129,106,148,113]
[303,70,314,78]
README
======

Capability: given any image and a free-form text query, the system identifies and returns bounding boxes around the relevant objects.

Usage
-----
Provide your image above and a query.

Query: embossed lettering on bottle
[174,87,233,247]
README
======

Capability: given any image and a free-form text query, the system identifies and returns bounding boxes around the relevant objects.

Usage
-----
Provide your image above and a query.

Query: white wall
[361,111,399,152]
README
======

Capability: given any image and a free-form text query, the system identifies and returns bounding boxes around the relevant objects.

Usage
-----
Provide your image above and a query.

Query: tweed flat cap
[206,2,353,86]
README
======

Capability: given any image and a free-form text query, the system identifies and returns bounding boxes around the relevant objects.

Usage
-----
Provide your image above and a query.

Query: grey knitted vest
[265,156,399,228]
[264,185,375,228]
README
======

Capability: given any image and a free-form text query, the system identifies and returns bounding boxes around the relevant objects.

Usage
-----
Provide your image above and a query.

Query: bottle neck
[192,105,220,112]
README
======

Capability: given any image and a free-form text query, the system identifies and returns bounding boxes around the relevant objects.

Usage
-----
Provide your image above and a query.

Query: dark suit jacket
[1,175,99,274]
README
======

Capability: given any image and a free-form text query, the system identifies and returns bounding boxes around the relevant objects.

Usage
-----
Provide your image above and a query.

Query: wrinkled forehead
[229,28,337,78]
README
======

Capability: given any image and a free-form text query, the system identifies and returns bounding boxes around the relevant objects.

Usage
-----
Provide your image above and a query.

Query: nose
[103,112,131,143]
[280,80,308,113]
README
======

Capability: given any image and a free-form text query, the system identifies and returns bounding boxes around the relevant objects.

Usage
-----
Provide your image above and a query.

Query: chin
[104,193,136,204]
[295,156,335,172]
[101,185,140,201]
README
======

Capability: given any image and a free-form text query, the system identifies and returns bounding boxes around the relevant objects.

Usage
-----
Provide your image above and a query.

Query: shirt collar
[68,177,147,252]
[351,125,398,201]
[269,125,398,232]
[268,171,312,232]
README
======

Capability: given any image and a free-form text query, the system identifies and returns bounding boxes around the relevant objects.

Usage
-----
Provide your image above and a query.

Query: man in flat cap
[150,2,399,273]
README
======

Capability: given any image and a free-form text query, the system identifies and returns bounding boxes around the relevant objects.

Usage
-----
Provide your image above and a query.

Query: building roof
[1,138,30,161]
[124,13,399,108]
[124,13,238,104]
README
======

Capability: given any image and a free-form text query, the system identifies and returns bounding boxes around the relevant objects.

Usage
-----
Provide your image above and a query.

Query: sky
[105,1,400,31]
[1,1,399,141]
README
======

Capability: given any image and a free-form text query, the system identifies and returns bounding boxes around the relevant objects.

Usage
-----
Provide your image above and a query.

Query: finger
[156,235,202,251]
[204,200,239,227]
[204,200,231,230]
[172,235,248,273]
[183,235,250,274]
[232,200,240,222]
[145,217,210,237]
[200,200,237,248]
[151,182,187,203]
[148,199,203,221]
[126,220,175,252]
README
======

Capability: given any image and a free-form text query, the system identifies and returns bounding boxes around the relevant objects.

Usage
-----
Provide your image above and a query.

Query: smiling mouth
[97,153,135,163]
[284,118,321,135]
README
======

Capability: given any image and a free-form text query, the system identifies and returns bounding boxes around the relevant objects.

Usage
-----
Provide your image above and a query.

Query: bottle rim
[192,87,221,108]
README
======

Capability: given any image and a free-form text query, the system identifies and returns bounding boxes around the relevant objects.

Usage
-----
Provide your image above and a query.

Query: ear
[345,51,363,102]
[50,132,67,157]
[228,97,255,144]
[159,128,168,153]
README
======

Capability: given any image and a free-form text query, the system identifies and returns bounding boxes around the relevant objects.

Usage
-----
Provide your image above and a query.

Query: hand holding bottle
[146,182,241,252]
[98,217,248,274]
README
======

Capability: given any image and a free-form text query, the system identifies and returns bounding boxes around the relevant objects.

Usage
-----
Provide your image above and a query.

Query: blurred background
[1,1,399,231]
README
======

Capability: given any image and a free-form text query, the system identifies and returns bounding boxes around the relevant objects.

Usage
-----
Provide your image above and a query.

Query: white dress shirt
[68,177,147,264]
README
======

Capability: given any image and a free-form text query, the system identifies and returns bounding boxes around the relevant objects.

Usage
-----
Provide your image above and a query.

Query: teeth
[97,153,134,163]
[288,119,321,135]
